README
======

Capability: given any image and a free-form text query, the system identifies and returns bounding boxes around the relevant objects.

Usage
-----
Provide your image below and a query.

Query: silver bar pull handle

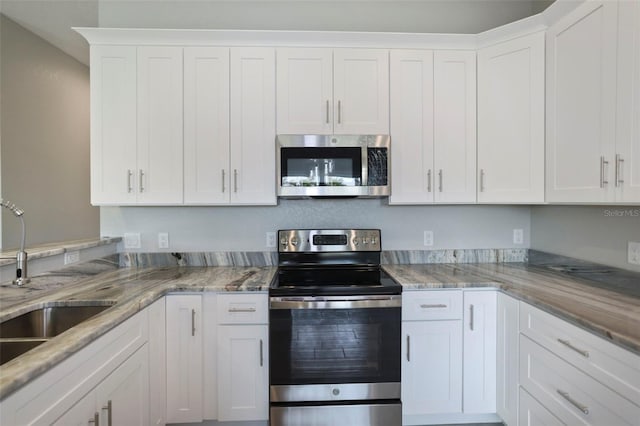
[557,389,589,415]
[421,304,447,309]
[469,304,475,331]
[337,100,342,124]
[260,339,264,367]
[406,335,410,362]
[438,169,443,192]
[139,170,145,192]
[191,309,196,337]
[127,170,133,193]
[427,170,432,192]
[222,169,226,193]
[326,100,330,124]
[557,338,589,358]
[600,156,609,188]
[88,412,99,426]
[228,307,256,313]
[102,400,112,426]
[616,154,624,187]
[234,169,238,193]
[480,169,485,192]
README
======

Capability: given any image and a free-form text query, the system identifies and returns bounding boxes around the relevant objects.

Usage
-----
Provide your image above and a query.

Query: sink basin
[0,303,114,365]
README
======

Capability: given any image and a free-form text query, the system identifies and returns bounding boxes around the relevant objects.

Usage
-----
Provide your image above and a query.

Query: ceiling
[0,0,553,66]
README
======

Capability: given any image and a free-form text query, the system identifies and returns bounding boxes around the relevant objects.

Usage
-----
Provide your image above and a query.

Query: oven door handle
[270,295,401,310]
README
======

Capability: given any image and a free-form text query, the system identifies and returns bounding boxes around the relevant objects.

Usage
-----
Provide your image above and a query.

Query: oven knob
[291,238,299,246]
[363,237,369,245]
[352,238,359,246]
[332,388,340,396]
[280,237,287,244]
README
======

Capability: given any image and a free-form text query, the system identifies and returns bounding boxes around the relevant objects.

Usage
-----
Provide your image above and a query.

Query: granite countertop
[0,237,122,267]
[384,262,640,357]
[0,260,276,399]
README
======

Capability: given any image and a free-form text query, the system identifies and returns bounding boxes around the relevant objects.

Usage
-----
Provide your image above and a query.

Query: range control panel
[278,229,381,253]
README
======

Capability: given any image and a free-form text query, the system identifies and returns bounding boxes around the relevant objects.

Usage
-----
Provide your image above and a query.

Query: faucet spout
[1,198,30,286]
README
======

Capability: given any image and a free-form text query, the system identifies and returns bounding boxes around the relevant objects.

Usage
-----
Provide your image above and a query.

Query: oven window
[280,147,362,187]
[270,307,400,385]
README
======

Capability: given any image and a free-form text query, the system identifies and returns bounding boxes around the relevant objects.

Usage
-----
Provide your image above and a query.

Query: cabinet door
[497,293,519,426]
[333,49,389,134]
[96,345,150,426]
[89,45,137,205]
[478,32,545,203]
[230,47,277,205]
[217,325,269,421]
[616,0,640,202]
[389,50,435,204]
[546,0,618,203]
[433,50,477,203]
[52,392,97,426]
[184,47,231,204]
[137,46,184,204]
[401,320,463,415]
[463,290,497,413]
[519,387,565,426]
[276,48,333,134]
[166,295,203,423]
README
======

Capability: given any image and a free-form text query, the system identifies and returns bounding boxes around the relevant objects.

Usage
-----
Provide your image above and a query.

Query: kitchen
[1,0,640,425]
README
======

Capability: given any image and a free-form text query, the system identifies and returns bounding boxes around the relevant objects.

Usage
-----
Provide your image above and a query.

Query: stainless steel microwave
[276,134,390,198]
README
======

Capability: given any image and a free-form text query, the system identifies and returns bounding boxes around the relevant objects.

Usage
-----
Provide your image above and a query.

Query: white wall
[101,201,531,252]
[0,15,99,250]
[530,206,640,272]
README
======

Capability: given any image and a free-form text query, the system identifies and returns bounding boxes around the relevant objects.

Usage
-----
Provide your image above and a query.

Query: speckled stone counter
[383,262,640,357]
[0,237,121,267]
[0,262,276,399]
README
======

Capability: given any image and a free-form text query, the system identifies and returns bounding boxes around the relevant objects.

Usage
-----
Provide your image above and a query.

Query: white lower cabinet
[518,387,564,426]
[496,292,519,426]
[217,293,269,422]
[166,294,204,423]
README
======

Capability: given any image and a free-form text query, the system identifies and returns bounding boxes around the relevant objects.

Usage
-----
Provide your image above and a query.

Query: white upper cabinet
[478,32,545,203]
[137,46,184,204]
[546,1,619,203]
[184,47,230,204]
[433,51,477,203]
[230,47,277,205]
[90,45,137,205]
[390,50,476,204]
[616,0,640,202]
[276,48,389,134]
[389,50,435,204]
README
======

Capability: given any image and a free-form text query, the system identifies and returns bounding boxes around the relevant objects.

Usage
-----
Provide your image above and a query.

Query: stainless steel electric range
[269,229,402,426]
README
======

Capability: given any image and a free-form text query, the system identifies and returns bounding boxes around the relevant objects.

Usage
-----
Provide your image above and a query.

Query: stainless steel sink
[0,303,114,365]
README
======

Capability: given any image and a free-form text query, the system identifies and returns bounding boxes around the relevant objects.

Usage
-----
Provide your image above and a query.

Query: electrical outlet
[513,229,524,245]
[266,232,276,248]
[423,230,434,247]
[158,232,169,249]
[64,251,80,265]
[628,241,640,265]
[124,233,141,249]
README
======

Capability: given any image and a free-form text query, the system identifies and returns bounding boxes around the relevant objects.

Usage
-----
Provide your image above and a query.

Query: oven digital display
[313,234,348,246]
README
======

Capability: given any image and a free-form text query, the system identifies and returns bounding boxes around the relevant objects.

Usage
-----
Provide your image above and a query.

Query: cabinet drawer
[402,290,462,321]
[520,335,640,425]
[518,387,564,426]
[216,293,268,324]
[519,302,640,405]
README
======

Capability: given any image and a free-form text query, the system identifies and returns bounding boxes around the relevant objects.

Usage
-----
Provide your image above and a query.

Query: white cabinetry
[89,45,137,205]
[478,32,545,203]
[276,48,389,134]
[462,290,497,414]
[230,48,277,205]
[546,1,619,203]
[519,302,640,424]
[519,387,564,426]
[402,291,463,422]
[166,294,203,423]
[616,0,640,202]
[496,292,519,426]
[0,306,149,425]
[184,47,230,204]
[390,50,476,204]
[216,293,269,422]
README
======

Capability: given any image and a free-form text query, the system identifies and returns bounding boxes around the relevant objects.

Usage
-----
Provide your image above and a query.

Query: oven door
[269,295,401,401]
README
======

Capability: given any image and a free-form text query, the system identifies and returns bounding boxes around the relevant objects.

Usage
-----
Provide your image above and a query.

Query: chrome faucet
[1,199,30,286]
